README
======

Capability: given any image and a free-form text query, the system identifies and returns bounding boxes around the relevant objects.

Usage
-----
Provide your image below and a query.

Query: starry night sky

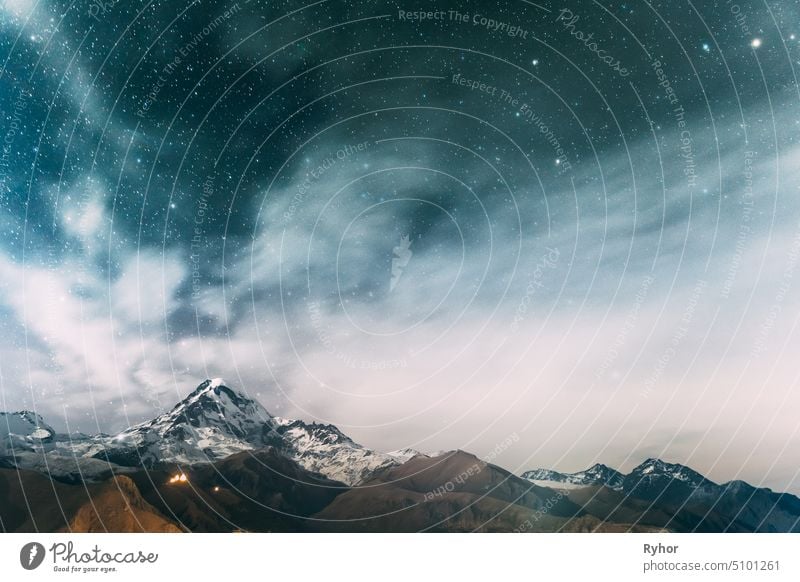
[2,0,800,491]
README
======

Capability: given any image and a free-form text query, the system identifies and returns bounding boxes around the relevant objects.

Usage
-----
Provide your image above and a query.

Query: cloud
[2,0,35,20]
[60,183,106,242]
[0,209,189,430]
[112,250,186,326]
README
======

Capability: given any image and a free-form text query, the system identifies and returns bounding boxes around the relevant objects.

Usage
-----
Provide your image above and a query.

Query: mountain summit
[0,411,55,455]
[523,458,715,493]
[98,378,277,467]
[623,458,715,499]
[100,379,411,484]
[522,462,624,490]
[522,458,800,532]
[1,379,408,486]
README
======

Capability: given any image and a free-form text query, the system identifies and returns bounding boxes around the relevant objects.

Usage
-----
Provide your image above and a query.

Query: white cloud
[0,240,189,430]
[112,250,186,325]
[2,0,35,19]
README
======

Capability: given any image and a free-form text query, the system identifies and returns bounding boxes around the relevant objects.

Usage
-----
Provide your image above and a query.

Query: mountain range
[1,379,798,532]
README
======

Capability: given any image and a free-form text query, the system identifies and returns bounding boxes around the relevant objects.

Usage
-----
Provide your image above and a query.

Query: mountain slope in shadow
[129,448,346,532]
[314,451,659,532]
[526,458,800,533]
[0,468,180,532]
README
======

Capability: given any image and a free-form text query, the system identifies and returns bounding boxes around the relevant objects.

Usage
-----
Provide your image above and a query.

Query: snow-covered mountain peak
[636,458,670,474]
[273,418,354,447]
[131,378,273,438]
[522,462,625,490]
[581,463,616,478]
[523,457,726,499]
[95,380,279,466]
[387,448,426,463]
[1,380,421,486]
[179,377,262,409]
[577,463,624,487]
[629,458,711,486]
[1,411,55,452]
[271,418,399,485]
[90,380,408,484]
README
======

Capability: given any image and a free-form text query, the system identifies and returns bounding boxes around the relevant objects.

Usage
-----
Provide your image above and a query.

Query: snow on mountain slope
[525,479,591,490]
[387,448,426,463]
[625,458,710,488]
[86,379,408,485]
[0,414,124,481]
[522,458,726,502]
[91,378,277,466]
[272,418,399,486]
[0,411,55,454]
[1,411,54,440]
[621,458,720,501]
[0,380,421,485]
[522,463,624,490]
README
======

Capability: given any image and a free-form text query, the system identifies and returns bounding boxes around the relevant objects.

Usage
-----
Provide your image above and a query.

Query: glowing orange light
[168,473,188,484]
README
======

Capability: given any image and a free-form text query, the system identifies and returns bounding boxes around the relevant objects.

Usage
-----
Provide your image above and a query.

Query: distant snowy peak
[579,463,626,488]
[271,418,401,486]
[522,463,624,490]
[622,458,716,498]
[127,378,274,439]
[523,458,719,494]
[387,448,427,463]
[273,417,355,446]
[627,458,712,486]
[521,468,566,482]
[0,411,55,448]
